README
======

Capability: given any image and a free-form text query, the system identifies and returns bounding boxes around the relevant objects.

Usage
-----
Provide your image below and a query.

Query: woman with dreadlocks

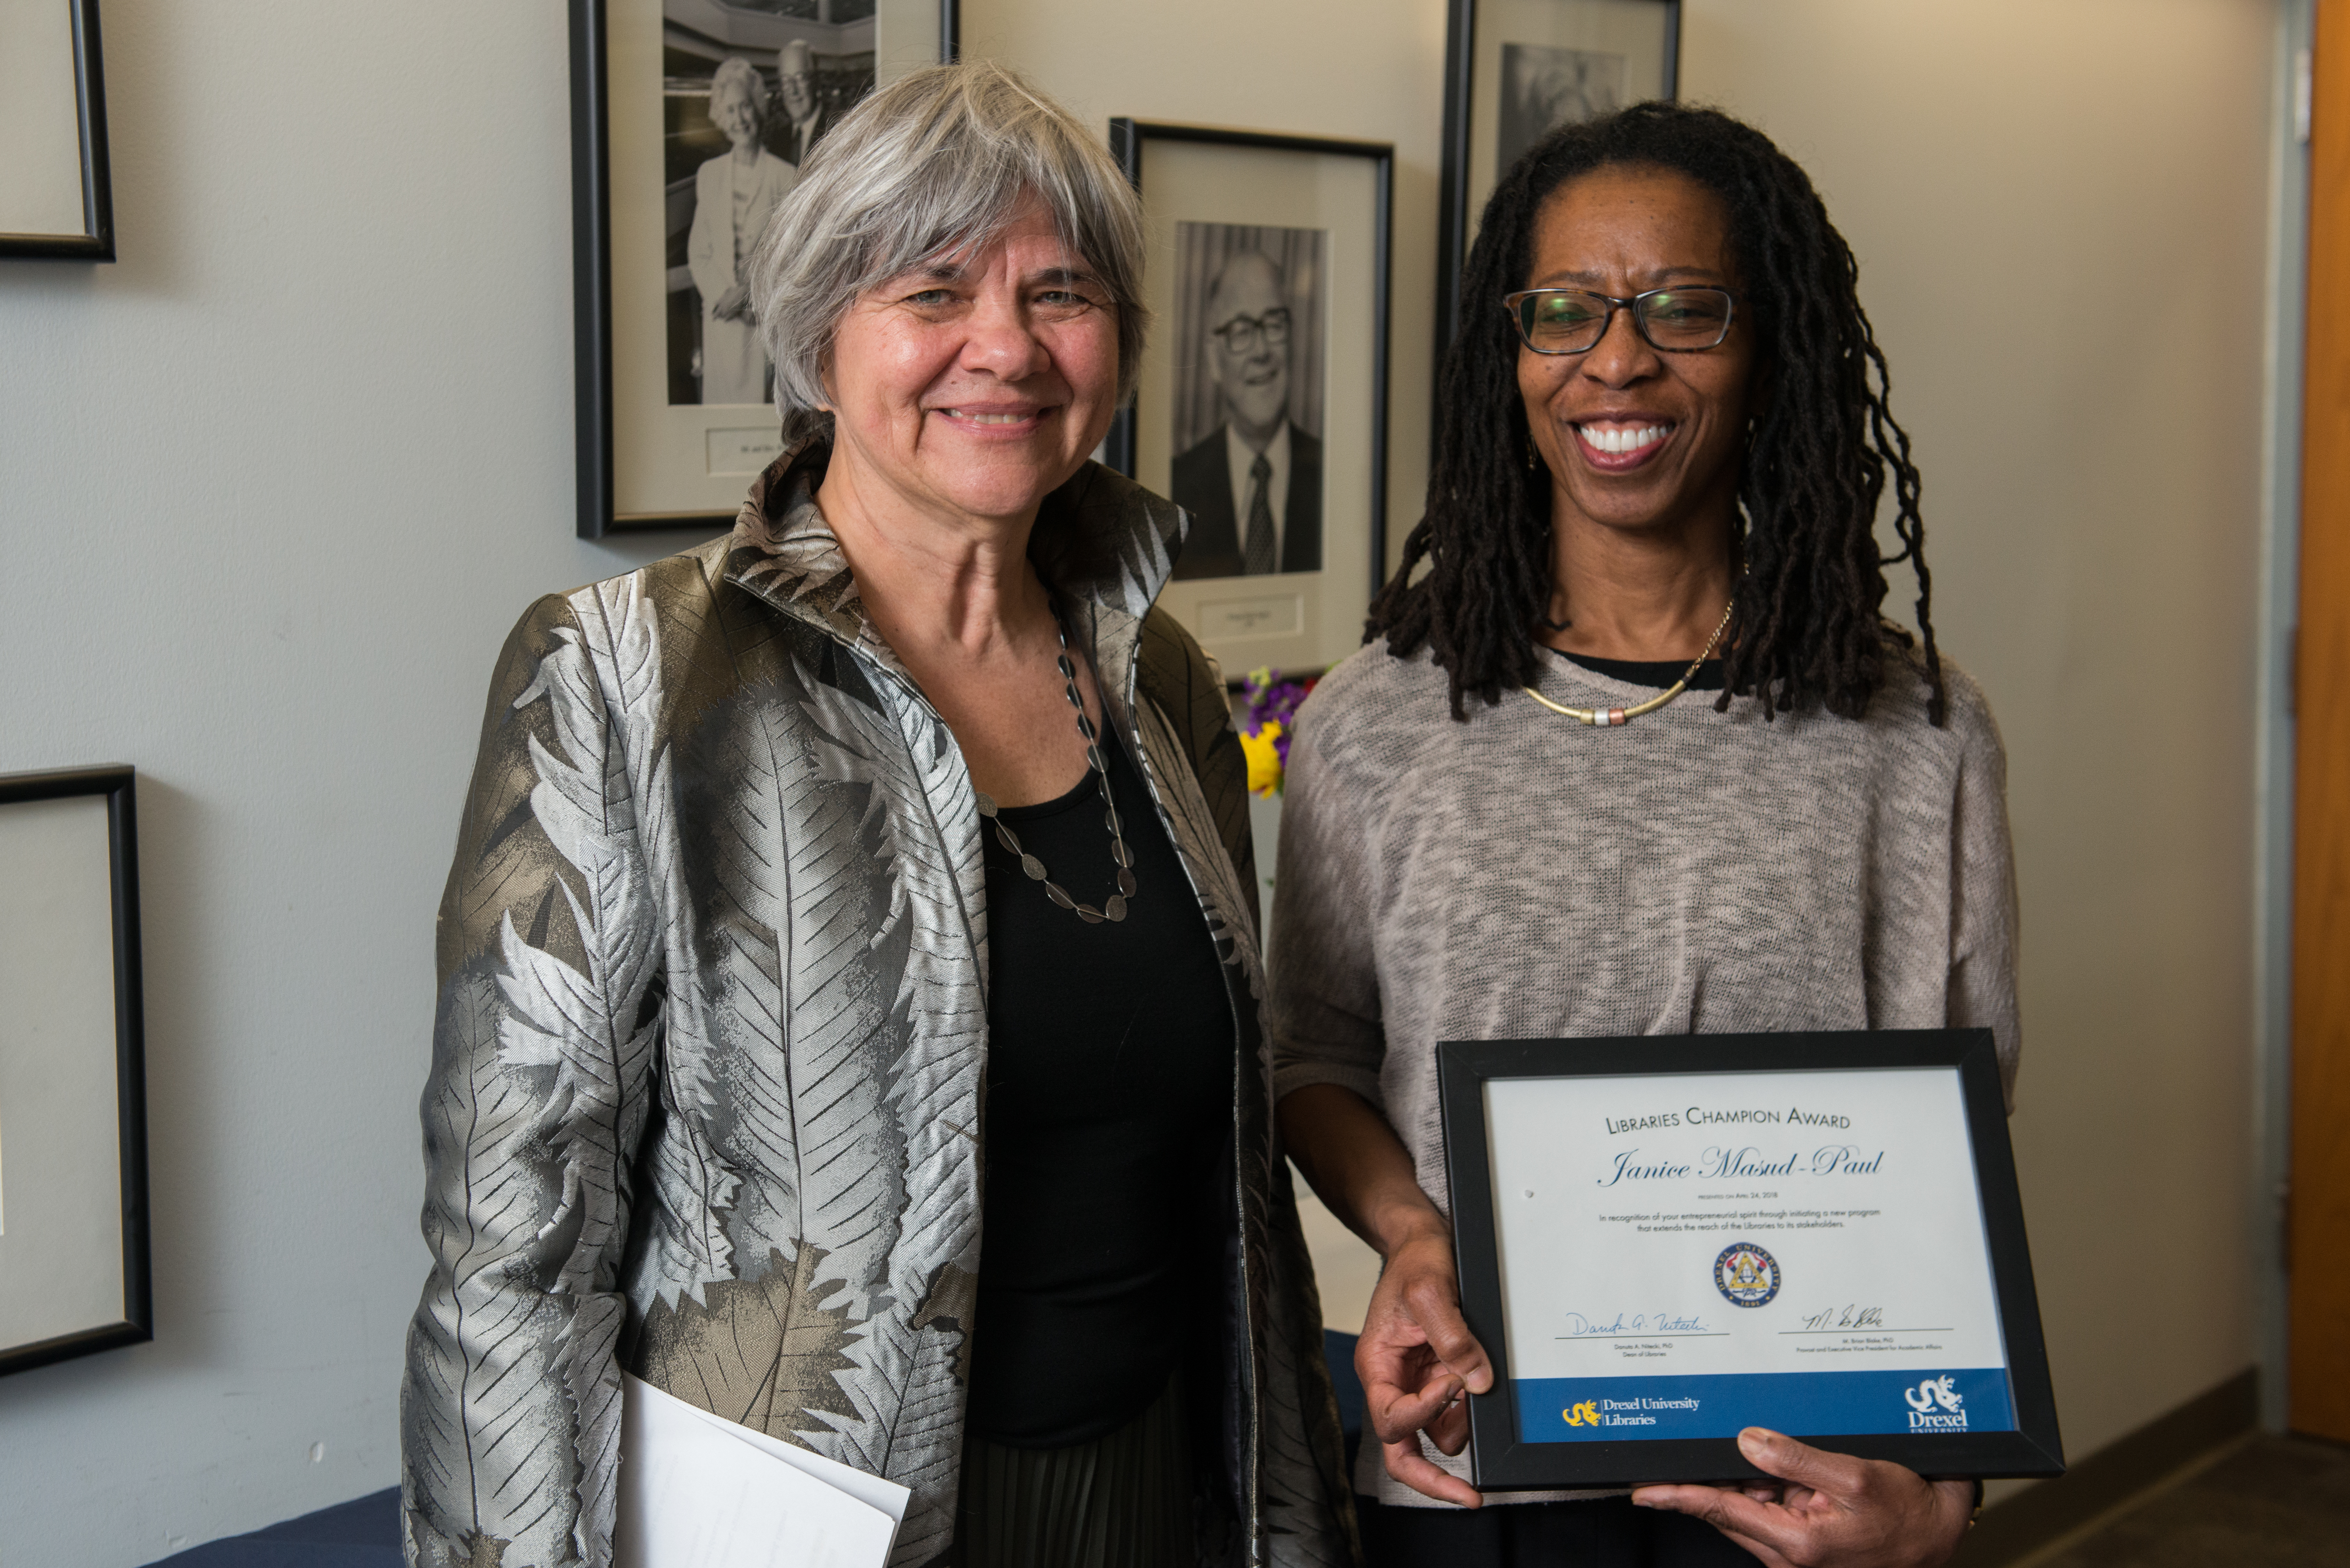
[1269,103,2016,1568]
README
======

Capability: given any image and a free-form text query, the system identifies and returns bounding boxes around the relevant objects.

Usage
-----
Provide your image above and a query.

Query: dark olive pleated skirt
[944,1375,1196,1568]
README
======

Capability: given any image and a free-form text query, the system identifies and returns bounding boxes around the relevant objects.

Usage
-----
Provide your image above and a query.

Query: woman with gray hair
[400,60,1353,1568]
[686,54,794,403]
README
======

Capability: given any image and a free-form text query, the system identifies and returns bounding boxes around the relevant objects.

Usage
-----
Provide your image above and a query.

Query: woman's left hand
[1631,1428,1975,1568]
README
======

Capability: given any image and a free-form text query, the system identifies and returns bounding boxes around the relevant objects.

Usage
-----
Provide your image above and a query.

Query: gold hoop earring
[1526,432,1542,472]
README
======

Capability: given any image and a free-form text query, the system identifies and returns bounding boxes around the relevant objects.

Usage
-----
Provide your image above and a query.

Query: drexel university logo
[1905,1376,1968,1431]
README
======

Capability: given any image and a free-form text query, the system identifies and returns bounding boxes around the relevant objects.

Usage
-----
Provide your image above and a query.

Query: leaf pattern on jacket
[573,576,742,1297]
[497,620,662,1564]
[403,449,1353,1568]
[701,683,906,1303]
[403,975,573,1568]
[794,662,988,1561]
[884,1260,982,1566]
[634,1244,866,1437]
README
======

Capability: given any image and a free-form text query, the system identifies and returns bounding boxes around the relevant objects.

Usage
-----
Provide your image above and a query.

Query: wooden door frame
[2269,0,2350,1441]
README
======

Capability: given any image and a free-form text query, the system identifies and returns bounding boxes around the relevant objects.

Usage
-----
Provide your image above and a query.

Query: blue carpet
[142,1488,400,1566]
[139,1343,1364,1564]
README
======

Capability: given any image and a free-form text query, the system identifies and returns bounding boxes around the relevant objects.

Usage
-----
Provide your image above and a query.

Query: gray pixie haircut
[749,61,1148,445]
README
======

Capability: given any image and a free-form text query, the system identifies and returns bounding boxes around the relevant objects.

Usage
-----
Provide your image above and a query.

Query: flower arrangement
[1237,666,1319,798]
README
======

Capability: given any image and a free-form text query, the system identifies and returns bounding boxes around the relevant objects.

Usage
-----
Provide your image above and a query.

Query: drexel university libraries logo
[1905,1376,1968,1431]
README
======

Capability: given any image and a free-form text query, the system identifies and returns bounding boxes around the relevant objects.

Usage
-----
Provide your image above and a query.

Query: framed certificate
[0,766,151,1378]
[1437,1030,2063,1488]
[0,0,114,261]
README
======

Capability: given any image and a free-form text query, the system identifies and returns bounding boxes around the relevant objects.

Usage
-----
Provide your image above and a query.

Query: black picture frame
[1436,1029,2064,1489]
[1102,119,1392,675]
[1,0,116,261]
[1434,0,1679,375]
[0,766,151,1379]
[569,0,960,539]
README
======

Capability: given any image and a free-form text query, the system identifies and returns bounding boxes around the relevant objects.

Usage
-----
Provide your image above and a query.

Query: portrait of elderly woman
[400,60,1351,1568]
[684,55,795,406]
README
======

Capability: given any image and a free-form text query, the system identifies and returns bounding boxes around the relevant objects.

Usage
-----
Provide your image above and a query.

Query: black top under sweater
[966,721,1232,1448]
[1555,649,1727,690]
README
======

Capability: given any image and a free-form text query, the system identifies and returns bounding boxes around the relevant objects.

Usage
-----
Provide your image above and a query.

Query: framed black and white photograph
[0,767,150,1379]
[1436,1029,2063,1490]
[1436,0,1678,360]
[1166,221,1328,580]
[1107,121,1390,677]
[571,0,959,537]
[0,0,114,261]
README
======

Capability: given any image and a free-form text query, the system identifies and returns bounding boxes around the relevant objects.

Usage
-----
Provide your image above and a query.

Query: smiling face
[1517,164,1757,540]
[821,198,1121,527]
[1207,252,1290,445]
[778,43,816,121]
[711,76,761,154]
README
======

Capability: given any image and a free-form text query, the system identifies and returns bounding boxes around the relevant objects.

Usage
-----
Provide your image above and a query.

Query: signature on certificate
[1561,1311,1711,1336]
[1798,1304,1885,1330]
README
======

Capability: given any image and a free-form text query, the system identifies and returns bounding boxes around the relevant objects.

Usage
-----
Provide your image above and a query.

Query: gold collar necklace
[1524,592,1737,727]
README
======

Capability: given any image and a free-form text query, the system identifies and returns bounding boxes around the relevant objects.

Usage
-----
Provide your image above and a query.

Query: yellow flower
[1240,720,1286,798]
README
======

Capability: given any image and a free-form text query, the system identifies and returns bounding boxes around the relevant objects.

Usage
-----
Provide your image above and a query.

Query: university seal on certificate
[1714,1244,1781,1307]
[1436,1029,2066,1489]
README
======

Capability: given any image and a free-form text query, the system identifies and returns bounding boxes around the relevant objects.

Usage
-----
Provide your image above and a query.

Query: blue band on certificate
[1516,1369,2018,1442]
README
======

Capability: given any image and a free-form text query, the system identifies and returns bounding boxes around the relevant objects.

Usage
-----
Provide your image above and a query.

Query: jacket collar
[722,437,1187,688]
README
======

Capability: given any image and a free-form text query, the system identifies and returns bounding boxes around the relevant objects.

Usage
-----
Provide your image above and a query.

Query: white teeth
[1578,423,1667,455]
[948,410,1028,425]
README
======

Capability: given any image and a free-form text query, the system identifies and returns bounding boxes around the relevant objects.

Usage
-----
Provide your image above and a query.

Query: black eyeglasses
[1503,286,1737,355]
[1211,308,1291,354]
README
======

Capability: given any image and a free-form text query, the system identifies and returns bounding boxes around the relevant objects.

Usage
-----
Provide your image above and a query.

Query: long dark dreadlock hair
[1370,102,1944,725]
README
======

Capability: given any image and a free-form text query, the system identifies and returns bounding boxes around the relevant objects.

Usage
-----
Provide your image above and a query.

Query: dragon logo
[1905,1376,1963,1414]
[1562,1400,1601,1427]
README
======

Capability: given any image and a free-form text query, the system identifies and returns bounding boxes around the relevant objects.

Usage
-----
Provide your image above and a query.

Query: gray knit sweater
[1267,639,2021,1507]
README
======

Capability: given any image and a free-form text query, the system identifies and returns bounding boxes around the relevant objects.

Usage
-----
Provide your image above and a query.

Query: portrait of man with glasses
[1170,227,1325,579]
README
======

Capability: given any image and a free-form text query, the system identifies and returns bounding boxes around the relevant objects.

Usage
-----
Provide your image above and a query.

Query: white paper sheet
[616,1373,907,1568]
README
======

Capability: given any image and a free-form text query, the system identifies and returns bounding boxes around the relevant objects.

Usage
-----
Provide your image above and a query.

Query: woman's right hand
[1356,1219,1494,1508]
[1278,1083,1496,1506]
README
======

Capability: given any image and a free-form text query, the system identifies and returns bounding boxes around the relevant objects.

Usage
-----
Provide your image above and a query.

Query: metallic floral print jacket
[399,446,1355,1568]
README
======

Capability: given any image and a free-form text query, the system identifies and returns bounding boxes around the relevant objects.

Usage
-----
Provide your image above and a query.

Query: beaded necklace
[973,612,1137,924]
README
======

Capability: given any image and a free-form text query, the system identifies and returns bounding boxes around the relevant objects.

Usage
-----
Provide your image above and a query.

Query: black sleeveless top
[965,721,1234,1448]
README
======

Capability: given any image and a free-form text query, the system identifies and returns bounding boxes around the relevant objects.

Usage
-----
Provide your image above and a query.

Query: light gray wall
[1679,0,2275,1478]
[0,3,678,1561]
[0,0,2280,1561]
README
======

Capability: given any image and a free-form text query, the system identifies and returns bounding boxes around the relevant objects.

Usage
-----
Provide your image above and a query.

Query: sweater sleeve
[1267,695,1389,1110]
[1947,687,2023,1111]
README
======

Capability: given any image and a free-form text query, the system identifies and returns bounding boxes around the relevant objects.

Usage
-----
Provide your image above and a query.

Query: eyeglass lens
[1213,308,1292,352]
[1514,289,1733,353]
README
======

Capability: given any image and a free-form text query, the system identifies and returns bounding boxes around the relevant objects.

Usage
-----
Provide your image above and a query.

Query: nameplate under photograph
[1436,1030,2065,1489]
